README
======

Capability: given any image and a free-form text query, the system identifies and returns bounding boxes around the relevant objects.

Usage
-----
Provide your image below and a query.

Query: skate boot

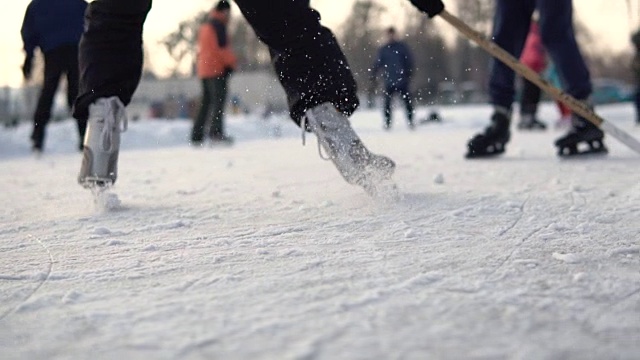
[304,103,397,198]
[554,113,607,157]
[466,107,511,158]
[517,114,547,130]
[210,133,235,147]
[78,97,128,188]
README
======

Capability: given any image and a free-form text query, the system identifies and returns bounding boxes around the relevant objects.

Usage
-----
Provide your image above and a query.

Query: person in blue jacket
[371,27,415,130]
[21,0,88,153]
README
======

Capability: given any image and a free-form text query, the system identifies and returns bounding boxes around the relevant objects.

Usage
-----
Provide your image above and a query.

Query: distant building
[3,70,288,125]
[131,70,288,120]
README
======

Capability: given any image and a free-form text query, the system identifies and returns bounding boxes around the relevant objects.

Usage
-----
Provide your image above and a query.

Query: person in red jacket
[191,0,237,145]
[518,20,548,130]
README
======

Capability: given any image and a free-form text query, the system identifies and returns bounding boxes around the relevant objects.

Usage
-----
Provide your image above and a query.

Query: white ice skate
[78,96,128,188]
[304,103,398,199]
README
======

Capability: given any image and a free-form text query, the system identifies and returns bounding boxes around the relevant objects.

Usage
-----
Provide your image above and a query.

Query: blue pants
[489,0,591,109]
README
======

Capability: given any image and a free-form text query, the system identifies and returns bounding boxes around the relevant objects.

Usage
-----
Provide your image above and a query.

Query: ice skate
[78,96,128,188]
[466,109,511,158]
[304,103,397,199]
[517,114,547,130]
[555,114,607,157]
[209,134,235,147]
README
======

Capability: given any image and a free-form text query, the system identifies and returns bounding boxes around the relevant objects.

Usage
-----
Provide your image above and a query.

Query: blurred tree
[448,0,494,99]
[403,8,453,104]
[161,10,270,77]
[142,45,159,80]
[161,11,207,77]
[338,0,386,87]
[230,18,271,71]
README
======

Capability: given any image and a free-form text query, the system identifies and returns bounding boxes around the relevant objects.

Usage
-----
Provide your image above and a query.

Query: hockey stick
[437,9,640,155]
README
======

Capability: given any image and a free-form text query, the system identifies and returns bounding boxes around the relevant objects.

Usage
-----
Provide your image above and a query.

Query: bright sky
[0,0,637,87]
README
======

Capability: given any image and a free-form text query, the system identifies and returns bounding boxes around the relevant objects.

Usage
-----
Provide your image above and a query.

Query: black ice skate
[304,103,398,199]
[210,134,235,147]
[466,109,511,158]
[555,114,607,157]
[517,114,547,130]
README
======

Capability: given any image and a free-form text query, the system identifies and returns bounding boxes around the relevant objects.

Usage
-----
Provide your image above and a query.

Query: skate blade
[209,140,234,148]
[80,176,114,189]
[465,149,505,159]
[558,147,608,159]
[465,142,506,159]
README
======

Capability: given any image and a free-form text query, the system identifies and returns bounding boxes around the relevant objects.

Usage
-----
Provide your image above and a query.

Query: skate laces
[100,97,128,152]
[301,112,331,161]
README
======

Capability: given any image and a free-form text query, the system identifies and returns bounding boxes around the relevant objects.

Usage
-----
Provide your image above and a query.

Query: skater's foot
[466,107,511,158]
[210,133,234,145]
[517,114,547,130]
[78,97,128,188]
[555,112,607,157]
[305,103,397,198]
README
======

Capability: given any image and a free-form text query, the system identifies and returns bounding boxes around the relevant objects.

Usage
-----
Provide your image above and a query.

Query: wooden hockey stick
[437,9,640,154]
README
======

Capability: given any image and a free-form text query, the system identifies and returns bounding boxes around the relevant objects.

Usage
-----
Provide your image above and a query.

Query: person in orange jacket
[191,0,237,145]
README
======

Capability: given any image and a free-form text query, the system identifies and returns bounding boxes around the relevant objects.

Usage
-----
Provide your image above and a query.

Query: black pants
[520,78,541,116]
[192,76,229,142]
[73,0,359,126]
[383,84,414,128]
[32,44,85,150]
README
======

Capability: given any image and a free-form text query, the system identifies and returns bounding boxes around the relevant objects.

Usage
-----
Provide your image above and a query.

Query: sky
[0,0,638,88]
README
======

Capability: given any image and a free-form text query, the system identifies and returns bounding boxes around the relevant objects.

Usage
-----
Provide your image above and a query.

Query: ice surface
[0,103,638,359]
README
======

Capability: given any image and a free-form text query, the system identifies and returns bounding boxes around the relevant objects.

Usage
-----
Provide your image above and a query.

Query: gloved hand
[22,55,33,80]
[408,0,445,18]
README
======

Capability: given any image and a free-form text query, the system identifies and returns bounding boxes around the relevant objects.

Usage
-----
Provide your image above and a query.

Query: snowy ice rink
[1,103,639,359]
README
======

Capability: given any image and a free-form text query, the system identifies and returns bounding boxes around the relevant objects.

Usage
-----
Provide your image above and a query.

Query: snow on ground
[0,103,639,359]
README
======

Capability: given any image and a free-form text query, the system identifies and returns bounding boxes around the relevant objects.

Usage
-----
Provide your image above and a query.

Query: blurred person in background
[21,0,87,153]
[467,0,607,158]
[631,29,640,125]
[517,20,548,130]
[191,0,237,146]
[370,27,415,131]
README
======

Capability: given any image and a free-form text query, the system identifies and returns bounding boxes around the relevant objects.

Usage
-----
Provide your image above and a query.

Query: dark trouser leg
[234,0,358,124]
[63,45,85,147]
[32,48,65,150]
[192,78,213,143]
[383,86,393,128]
[399,85,414,124]
[520,78,541,116]
[209,76,229,138]
[489,0,536,109]
[73,0,152,121]
[537,0,591,101]
[635,87,640,123]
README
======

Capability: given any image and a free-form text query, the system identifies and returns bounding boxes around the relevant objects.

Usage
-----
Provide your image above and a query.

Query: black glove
[22,55,33,80]
[408,0,445,18]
